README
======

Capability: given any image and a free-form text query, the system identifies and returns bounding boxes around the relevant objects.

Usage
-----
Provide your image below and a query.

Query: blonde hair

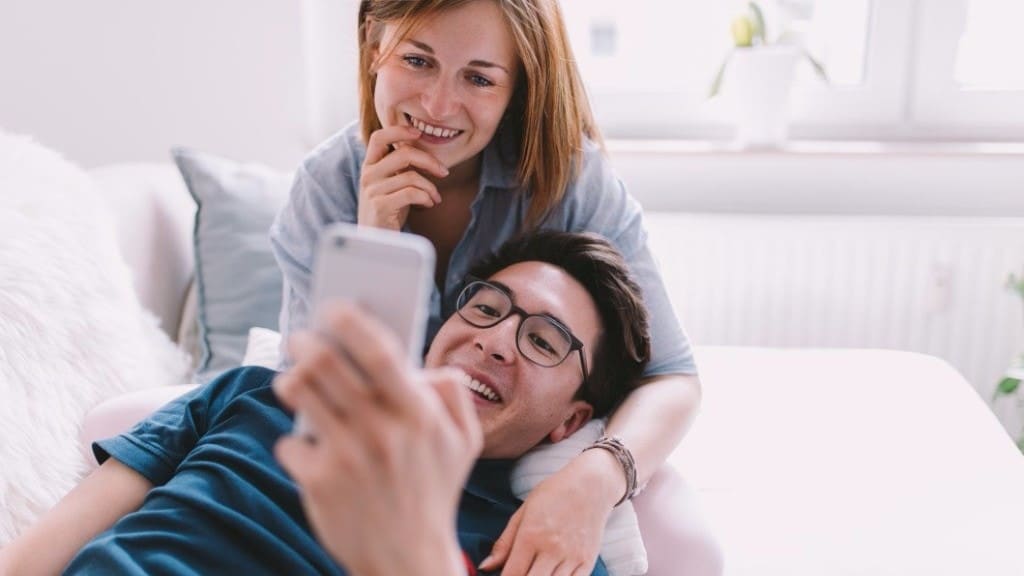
[357,0,602,228]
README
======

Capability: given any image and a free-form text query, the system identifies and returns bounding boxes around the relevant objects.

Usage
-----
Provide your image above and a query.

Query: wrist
[575,447,629,509]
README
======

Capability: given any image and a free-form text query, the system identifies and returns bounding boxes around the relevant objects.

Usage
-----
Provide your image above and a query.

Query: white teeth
[408,115,461,139]
[462,376,500,403]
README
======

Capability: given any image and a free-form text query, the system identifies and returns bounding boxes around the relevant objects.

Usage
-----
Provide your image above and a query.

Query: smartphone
[295,222,435,436]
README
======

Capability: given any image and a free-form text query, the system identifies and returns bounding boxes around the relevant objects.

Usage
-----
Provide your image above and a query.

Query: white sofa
[55,163,1024,574]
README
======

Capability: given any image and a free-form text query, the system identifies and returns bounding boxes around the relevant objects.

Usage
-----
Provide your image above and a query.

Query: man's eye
[403,55,429,68]
[468,74,494,88]
[528,333,558,356]
[474,304,502,318]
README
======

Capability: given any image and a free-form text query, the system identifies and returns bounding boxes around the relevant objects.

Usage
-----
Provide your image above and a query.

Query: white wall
[0,0,346,170]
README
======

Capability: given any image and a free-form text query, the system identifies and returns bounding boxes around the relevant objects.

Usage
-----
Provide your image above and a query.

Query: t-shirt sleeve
[92,367,275,486]
[92,385,210,486]
[560,144,697,377]
[269,126,363,366]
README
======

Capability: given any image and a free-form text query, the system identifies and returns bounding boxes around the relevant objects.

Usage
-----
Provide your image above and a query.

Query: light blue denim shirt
[269,121,696,376]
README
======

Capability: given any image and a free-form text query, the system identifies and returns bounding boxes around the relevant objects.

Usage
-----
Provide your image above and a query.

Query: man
[0,231,650,575]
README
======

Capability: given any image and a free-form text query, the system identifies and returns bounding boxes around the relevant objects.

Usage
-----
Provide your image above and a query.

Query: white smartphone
[295,222,435,436]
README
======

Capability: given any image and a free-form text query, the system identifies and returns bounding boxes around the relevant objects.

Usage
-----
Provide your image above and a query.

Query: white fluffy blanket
[0,132,189,544]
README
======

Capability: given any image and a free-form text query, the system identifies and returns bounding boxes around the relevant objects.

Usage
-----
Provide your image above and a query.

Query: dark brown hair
[466,231,650,417]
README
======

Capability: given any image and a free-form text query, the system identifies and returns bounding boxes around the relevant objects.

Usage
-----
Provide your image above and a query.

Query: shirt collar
[462,458,517,507]
[478,128,520,191]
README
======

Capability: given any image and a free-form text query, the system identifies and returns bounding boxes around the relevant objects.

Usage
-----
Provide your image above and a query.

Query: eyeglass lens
[458,283,574,367]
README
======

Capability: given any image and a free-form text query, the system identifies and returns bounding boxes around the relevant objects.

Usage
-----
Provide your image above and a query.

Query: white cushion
[0,133,191,544]
[88,163,196,343]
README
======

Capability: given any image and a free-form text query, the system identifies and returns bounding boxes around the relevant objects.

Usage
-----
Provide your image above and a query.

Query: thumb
[479,507,523,570]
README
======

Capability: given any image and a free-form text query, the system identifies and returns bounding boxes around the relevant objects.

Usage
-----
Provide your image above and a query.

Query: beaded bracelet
[582,435,638,507]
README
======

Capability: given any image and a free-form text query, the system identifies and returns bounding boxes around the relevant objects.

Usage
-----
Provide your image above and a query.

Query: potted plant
[708,1,828,148]
[991,271,1024,452]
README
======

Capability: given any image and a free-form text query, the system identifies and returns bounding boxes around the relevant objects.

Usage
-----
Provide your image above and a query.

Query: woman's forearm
[604,373,702,485]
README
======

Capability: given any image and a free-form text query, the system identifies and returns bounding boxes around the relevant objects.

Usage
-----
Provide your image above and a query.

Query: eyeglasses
[456,278,589,383]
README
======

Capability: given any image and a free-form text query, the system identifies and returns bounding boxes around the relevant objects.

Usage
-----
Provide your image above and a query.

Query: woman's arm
[605,373,702,486]
[0,459,152,575]
[479,374,700,575]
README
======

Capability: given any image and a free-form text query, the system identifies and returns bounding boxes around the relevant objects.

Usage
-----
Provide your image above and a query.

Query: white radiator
[645,213,1024,399]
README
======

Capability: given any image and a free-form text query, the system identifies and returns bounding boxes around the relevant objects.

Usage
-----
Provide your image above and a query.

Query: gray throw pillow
[172,148,293,381]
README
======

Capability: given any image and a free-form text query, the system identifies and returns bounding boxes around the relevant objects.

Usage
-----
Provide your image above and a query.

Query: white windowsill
[605,140,1024,216]
[606,139,1024,158]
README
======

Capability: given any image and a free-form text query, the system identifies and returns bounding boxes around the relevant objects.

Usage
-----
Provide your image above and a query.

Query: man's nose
[474,316,519,364]
[420,76,460,120]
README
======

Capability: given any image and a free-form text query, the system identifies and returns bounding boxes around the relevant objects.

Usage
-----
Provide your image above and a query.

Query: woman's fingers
[369,143,448,182]
[525,556,561,576]
[364,125,422,165]
[359,169,442,228]
[363,170,441,205]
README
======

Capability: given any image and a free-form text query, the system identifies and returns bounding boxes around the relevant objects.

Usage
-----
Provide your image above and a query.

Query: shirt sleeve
[92,385,210,486]
[92,367,276,486]
[269,126,363,366]
[557,143,698,377]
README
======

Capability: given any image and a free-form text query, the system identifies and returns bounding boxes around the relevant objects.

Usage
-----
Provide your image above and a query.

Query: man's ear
[547,400,594,444]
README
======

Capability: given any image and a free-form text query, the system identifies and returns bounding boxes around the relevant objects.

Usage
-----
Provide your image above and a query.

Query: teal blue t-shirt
[64,367,608,576]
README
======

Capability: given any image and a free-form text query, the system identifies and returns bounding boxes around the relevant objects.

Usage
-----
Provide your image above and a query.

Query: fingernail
[440,165,449,176]
[478,555,494,569]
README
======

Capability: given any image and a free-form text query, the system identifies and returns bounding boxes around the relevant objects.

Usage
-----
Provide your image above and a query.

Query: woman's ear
[546,400,594,444]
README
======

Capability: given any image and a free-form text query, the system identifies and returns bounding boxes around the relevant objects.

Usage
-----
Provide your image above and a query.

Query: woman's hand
[273,303,482,575]
[480,449,625,575]
[358,125,449,230]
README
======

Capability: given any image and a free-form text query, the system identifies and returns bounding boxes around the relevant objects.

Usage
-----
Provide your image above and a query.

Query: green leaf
[708,50,733,99]
[748,2,767,45]
[994,377,1021,401]
[1016,437,1024,454]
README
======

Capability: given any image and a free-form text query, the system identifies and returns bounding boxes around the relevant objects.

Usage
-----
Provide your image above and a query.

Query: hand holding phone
[294,223,436,436]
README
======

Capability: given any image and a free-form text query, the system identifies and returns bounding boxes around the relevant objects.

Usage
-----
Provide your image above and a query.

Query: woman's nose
[420,76,460,120]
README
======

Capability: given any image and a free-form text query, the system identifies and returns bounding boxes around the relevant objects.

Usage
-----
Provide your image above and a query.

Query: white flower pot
[728,46,799,148]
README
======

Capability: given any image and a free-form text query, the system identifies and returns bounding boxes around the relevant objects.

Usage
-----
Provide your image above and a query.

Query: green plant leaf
[994,377,1021,401]
[708,50,733,99]
[748,2,767,45]
[1008,273,1024,298]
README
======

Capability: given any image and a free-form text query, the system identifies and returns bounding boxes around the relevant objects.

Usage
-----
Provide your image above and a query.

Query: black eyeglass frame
[456,277,590,384]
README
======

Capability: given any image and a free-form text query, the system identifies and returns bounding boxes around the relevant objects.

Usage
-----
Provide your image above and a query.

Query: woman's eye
[468,74,494,88]
[403,55,429,68]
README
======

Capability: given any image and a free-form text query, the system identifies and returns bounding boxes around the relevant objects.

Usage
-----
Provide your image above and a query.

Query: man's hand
[273,303,482,575]
[479,450,622,575]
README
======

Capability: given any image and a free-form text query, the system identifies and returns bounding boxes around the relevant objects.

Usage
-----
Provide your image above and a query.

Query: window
[913,0,1024,130]
[561,0,1024,140]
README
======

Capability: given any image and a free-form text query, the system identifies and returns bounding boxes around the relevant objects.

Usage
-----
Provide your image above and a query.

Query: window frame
[911,0,1024,131]
[576,0,1024,141]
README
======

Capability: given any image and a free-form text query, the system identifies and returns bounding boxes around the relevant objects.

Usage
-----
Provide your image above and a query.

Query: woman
[270,1,720,574]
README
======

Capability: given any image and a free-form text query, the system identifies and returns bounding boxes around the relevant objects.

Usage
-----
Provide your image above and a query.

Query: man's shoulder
[202,365,279,404]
